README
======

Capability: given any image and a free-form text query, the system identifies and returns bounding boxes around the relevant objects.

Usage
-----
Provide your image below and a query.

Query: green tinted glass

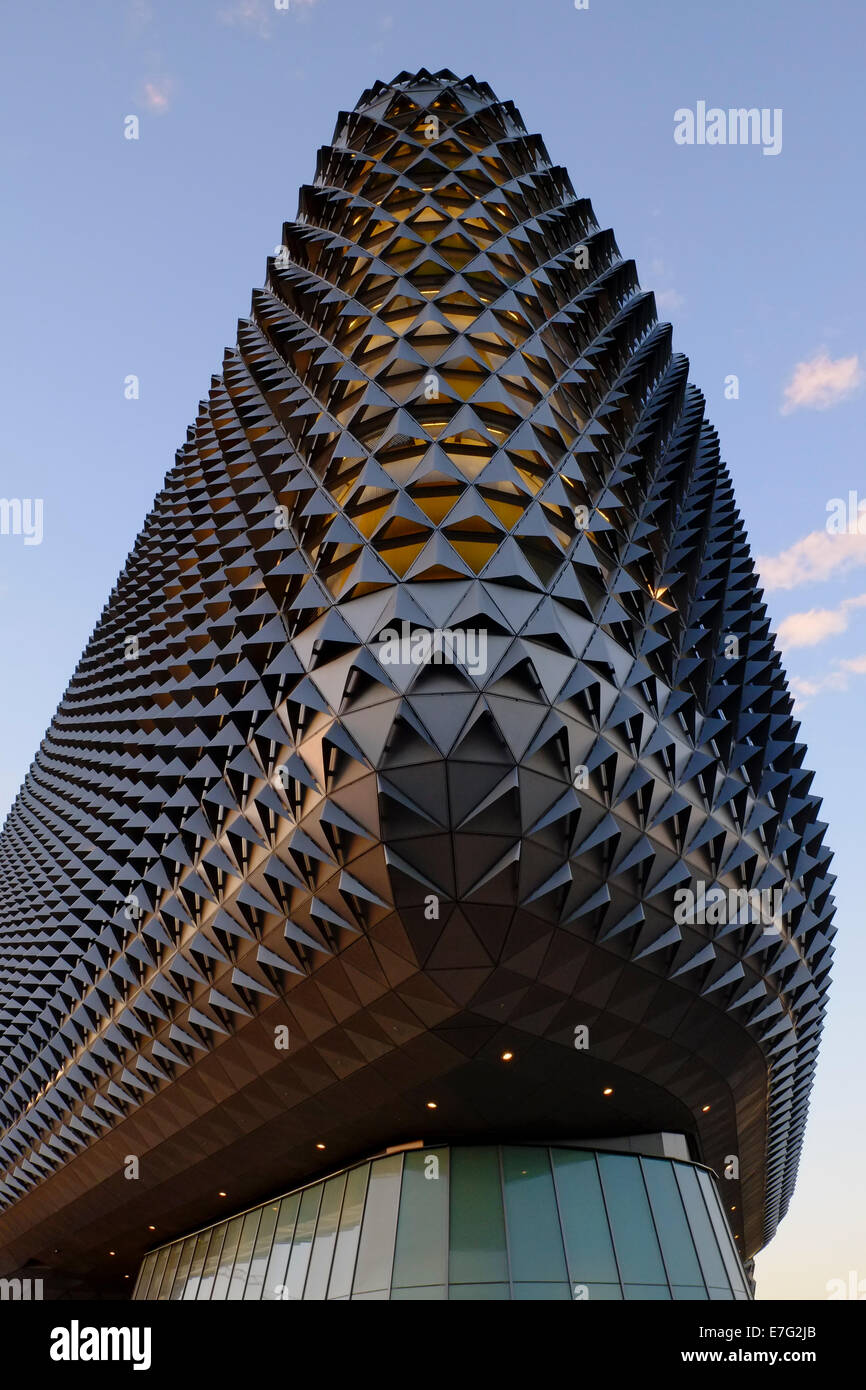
[674,1163,729,1292]
[552,1149,619,1283]
[244,1202,279,1301]
[261,1194,300,1301]
[449,1146,507,1285]
[210,1217,243,1301]
[502,1146,567,1284]
[225,1210,261,1301]
[282,1184,322,1300]
[327,1163,368,1299]
[169,1238,196,1300]
[353,1153,402,1294]
[392,1148,449,1289]
[132,1145,749,1303]
[696,1168,748,1295]
[304,1173,347,1300]
[182,1230,213,1301]
[134,1252,156,1300]
[641,1157,704,1287]
[598,1154,666,1286]
[196,1223,226,1300]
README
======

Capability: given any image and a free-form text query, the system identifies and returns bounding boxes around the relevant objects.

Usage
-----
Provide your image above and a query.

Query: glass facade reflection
[132,1145,750,1302]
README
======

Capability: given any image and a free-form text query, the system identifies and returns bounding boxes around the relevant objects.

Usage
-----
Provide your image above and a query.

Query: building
[0,69,834,1301]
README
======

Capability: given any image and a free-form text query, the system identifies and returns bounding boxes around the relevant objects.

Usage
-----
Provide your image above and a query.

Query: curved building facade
[133,1143,751,1302]
[0,69,833,1299]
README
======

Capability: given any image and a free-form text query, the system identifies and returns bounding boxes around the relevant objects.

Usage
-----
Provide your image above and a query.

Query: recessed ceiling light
[426,1101,437,1109]
[218,1191,227,1197]
[701,1104,711,1113]
[501,1051,514,1061]
[603,1087,613,1096]
[109,1250,115,1256]
[147,1225,155,1231]
[316,1142,326,1150]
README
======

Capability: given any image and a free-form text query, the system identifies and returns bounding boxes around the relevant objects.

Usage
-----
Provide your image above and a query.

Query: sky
[0,0,863,1301]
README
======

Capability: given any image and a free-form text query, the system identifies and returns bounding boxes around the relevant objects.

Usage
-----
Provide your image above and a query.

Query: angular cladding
[0,69,833,1283]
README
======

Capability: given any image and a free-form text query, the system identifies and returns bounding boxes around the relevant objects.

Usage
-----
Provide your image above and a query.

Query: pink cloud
[777,594,866,649]
[781,349,863,414]
[757,528,866,592]
[143,79,172,112]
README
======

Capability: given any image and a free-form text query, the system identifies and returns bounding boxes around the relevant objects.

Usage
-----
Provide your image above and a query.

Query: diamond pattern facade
[0,69,833,1293]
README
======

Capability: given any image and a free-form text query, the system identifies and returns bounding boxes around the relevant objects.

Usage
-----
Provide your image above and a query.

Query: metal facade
[0,70,833,1292]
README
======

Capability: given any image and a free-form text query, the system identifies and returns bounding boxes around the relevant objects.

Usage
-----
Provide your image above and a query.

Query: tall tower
[0,71,834,1301]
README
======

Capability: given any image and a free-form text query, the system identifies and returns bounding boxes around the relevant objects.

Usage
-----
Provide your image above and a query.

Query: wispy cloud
[126,0,154,36]
[655,288,685,313]
[781,349,863,415]
[218,0,320,37]
[790,655,866,708]
[777,593,866,649]
[219,0,271,36]
[649,259,684,316]
[757,528,866,592]
[143,78,173,112]
[369,12,395,53]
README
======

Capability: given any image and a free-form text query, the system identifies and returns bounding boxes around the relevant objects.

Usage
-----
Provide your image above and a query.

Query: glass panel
[641,1157,705,1288]
[328,1164,369,1299]
[145,1246,169,1301]
[353,1153,403,1295]
[182,1230,213,1301]
[391,1285,447,1300]
[673,1163,729,1292]
[262,1193,300,1301]
[449,1283,509,1300]
[226,1210,262,1301]
[133,1252,156,1300]
[552,1149,619,1284]
[169,1237,196,1300]
[597,1153,667,1286]
[196,1223,226,1300]
[514,1282,571,1300]
[674,1285,708,1299]
[211,1216,243,1301]
[156,1242,182,1300]
[244,1202,280,1301]
[392,1148,449,1288]
[449,1147,508,1285]
[624,1284,671,1299]
[695,1169,749,1295]
[502,1147,567,1284]
[282,1184,322,1300]
[304,1173,347,1300]
[582,1283,623,1301]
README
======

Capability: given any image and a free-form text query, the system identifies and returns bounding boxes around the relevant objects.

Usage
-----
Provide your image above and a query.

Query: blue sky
[1,0,863,1299]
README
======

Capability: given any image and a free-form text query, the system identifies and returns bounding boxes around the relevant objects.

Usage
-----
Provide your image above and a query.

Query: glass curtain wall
[132,1145,750,1301]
